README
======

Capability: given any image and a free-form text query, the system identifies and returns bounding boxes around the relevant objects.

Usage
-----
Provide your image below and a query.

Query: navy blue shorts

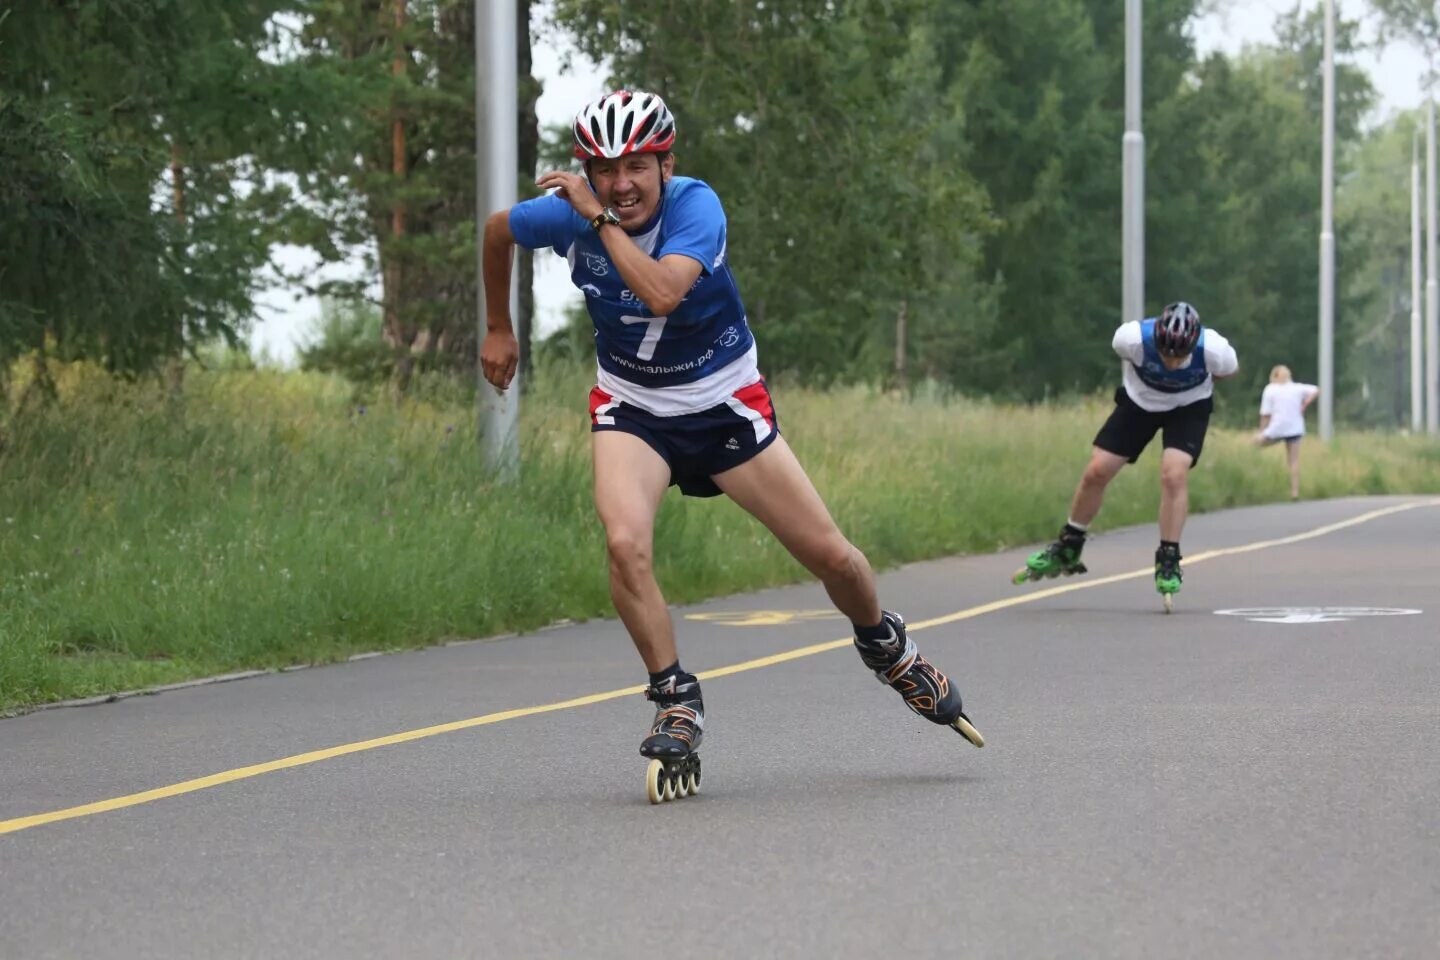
[589,381,781,498]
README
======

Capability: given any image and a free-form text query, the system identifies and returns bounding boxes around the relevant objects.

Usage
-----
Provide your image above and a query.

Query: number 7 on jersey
[620,314,669,361]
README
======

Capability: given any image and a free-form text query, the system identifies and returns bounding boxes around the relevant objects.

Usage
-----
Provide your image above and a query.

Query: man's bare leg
[1158,447,1194,542]
[1068,447,1131,526]
[1286,439,1302,500]
[592,431,676,673]
[713,435,982,744]
[711,436,879,625]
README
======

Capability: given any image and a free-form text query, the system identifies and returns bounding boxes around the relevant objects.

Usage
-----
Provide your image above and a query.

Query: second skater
[1013,301,1238,610]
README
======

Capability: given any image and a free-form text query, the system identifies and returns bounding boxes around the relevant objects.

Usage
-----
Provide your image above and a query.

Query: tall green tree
[264,0,481,389]
[1336,111,1424,426]
[935,0,1119,396]
[1370,0,1440,59]
[1146,4,1373,421]
[262,0,542,391]
[0,0,297,383]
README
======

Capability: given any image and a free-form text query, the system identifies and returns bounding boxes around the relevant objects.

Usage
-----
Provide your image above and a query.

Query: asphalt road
[2,495,1437,959]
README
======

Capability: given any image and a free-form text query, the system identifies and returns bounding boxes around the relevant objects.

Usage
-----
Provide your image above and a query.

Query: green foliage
[1337,110,1424,427]
[0,0,298,378]
[1149,6,1374,425]
[533,302,599,366]
[296,295,481,398]
[940,0,1151,395]
[1370,0,1440,55]
[263,0,485,378]
[298,297,396,384]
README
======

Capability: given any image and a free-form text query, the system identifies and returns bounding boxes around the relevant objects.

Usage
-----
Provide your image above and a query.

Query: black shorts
[588,380,781,498]
[1094,386,1212,466]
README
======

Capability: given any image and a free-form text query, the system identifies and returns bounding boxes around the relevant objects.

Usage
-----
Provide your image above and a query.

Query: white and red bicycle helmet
[572,90,677,160]
[1155,301,1201,357]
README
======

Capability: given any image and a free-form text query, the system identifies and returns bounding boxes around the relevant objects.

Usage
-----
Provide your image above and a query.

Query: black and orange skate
[640,675,704,804]
[854,611,984,747]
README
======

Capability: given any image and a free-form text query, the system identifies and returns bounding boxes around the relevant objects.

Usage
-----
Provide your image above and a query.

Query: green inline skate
[1155,544,1182,613]
[1012,525,1089,585]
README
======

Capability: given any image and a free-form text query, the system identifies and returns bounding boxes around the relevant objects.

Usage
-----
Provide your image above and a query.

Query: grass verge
[3,362,1438,712]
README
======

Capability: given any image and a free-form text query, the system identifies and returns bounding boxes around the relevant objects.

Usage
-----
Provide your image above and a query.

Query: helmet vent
[633,111,655,144]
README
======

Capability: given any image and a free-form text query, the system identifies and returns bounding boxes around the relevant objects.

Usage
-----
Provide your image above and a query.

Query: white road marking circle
[1214,607,1422,624]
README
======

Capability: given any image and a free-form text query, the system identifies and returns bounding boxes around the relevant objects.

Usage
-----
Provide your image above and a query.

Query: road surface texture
[2,495,1437,959]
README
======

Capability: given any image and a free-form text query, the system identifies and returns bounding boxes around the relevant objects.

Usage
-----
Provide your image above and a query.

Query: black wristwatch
[590,206,621,230]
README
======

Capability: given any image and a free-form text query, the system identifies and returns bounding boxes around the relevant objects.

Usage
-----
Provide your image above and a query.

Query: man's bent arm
[1205,332,1239,378]
[596,224,703,316]
[1112,321,1143,363]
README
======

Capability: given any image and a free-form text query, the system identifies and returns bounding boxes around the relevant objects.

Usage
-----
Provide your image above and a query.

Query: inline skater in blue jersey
[1012,302,1238,610]
[480,91,982,800]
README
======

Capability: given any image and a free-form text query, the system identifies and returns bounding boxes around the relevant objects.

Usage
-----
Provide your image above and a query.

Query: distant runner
[1253,365,1320,501]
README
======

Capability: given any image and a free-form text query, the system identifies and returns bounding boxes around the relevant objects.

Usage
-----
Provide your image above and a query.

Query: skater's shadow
[1008,605,1191,619]
[858,771,978,784]
[596,771,980,810]
[1008,606,1126,617]
[849,772,981,791]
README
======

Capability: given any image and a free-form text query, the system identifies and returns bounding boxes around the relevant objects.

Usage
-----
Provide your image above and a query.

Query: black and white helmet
[1155,301,1201,357]
[572,90,676,160]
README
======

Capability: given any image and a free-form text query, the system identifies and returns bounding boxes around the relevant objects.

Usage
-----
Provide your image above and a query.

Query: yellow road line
[3,498,1436,836]
[0,684,647,836]
[908,498,1440,631]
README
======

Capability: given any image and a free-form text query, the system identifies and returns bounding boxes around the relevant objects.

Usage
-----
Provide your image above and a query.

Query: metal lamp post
[476,0,520,477]
[1318,0,1335,440]
[1123,0,1144,327]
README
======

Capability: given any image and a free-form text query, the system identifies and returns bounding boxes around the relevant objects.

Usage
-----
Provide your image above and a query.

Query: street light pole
[1318,0,1335,441]
[1428,99,1438,435]
[1414,134,1425,431]
[476,0,520,477]
[1123,0,1144,327]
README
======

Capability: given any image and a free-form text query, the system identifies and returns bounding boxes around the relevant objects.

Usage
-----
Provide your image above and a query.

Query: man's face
[587,153,673,229]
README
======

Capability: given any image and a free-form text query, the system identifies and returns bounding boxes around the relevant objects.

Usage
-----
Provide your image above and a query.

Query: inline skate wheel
[662,765,678,801]
[953,714,985,748]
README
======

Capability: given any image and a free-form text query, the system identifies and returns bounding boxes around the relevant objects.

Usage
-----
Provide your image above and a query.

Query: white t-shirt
[1112,321,1240,412]
[1259,381,1319,439]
